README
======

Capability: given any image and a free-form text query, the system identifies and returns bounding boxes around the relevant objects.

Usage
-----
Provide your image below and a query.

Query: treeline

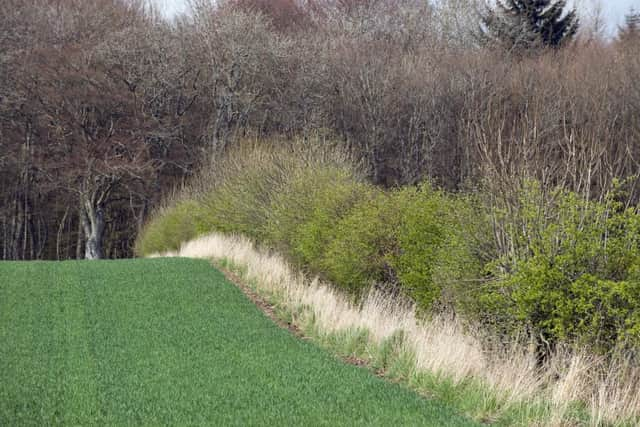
[2,0,640,260]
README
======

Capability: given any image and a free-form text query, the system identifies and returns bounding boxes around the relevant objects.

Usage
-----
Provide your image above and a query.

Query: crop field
[0,258,475,426]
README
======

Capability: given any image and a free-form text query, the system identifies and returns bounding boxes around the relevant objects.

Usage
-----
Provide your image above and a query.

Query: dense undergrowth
[137,139,640,357]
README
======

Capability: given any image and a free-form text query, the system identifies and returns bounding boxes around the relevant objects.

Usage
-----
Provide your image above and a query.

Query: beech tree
[1,0,207,260]
[6,0,174,259]
[27,43,152,258]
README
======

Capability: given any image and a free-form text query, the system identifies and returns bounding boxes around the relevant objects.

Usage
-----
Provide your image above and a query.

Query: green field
[0,258,476,426]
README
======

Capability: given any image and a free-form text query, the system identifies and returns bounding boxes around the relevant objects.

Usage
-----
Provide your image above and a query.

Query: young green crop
[0,258,476,426]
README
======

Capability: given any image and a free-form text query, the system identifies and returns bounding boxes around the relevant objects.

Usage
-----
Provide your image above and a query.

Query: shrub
[321,189,396,295]
[137,142,640,352]
[198,164,286,241]
[480,182,640,350]
[194,137,358,242]
[135,199,201,256]
[265,167,372,271]
[137,136,364,257]
[321,185,484,307]
[391,186,484,311]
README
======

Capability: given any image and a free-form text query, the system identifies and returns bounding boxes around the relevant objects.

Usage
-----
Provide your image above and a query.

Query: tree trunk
[80,195,105,260]
[57,207,69,260]
[76,209,84,260]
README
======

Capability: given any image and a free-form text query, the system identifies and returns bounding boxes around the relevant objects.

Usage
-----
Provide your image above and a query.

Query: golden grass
[153,233,640,426]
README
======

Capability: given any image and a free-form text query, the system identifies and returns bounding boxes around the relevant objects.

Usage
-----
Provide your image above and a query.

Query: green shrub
[135,199,201,256]
[194,138,360,243]
[198,165,286,241]
[136,137,364,259]
[320,189,395,295]
[390,186,484,311]
[309,184,484,307]
[479,182,640,350]
[265,167,372,271]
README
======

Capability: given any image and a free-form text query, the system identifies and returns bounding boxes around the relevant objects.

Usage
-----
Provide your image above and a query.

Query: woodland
[1,0,639,261]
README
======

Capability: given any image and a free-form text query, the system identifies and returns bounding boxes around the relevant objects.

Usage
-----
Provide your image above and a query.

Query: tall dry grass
[154,233,640,426]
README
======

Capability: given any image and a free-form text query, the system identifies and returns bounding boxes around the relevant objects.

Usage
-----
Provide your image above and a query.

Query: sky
[578,0,640,33]
[154,0,640,34]
[154,0,189,17]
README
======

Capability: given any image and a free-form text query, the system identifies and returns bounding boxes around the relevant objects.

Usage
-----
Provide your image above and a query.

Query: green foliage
[137,145,486,312]
[392,185,472,308]
[135,199,202,256]
[265,167,371,271]
[322,190,398,294]
[391,187,445,306]
[320,185,483,306]
[199,165,284,241]
[481,182,640,349]
[391,186,483,310]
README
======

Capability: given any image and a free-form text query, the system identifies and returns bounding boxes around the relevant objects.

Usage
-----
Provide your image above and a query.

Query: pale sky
[578,0,640,33]
[153,0,190,18]
[154,0,640,34]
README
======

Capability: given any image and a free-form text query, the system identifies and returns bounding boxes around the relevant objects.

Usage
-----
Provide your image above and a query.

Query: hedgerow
[137,143,640,352]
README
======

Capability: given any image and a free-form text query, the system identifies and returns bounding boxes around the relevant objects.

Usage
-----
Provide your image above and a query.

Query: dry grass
[154,233,640,426]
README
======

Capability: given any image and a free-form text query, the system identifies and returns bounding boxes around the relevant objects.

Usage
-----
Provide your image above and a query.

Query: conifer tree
[618,8,640,43]
[480,0,579,52]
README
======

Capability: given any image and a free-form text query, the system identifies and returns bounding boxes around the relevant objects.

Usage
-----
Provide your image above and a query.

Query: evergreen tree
[480,0,579,52]
[618,8,640,43]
